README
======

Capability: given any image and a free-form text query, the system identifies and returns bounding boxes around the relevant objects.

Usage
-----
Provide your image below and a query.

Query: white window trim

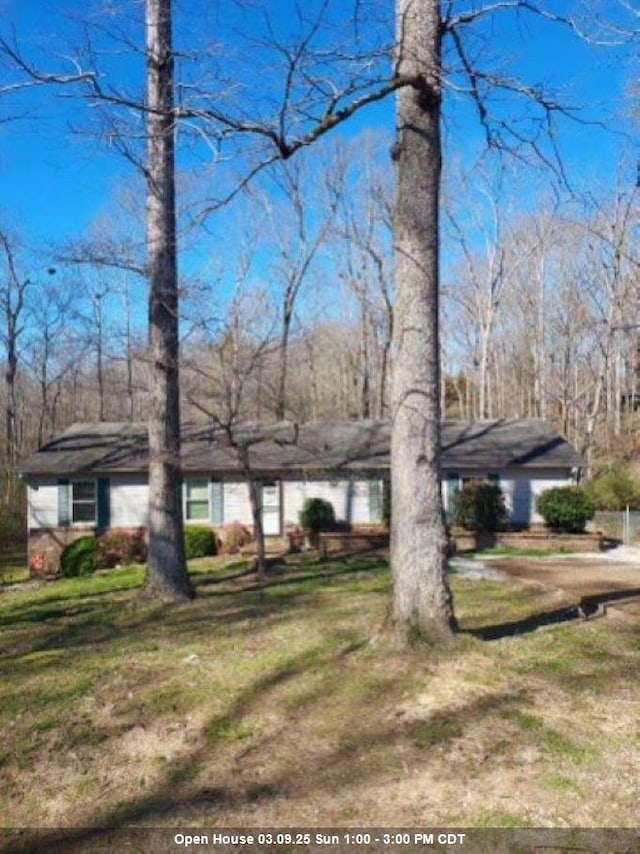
[71,479,97,526]
[184,477,211,523]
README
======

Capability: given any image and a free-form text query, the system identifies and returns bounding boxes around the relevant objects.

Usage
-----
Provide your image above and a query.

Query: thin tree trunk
[479,330,489,418]
[145,0,193,600]
[5,345,17,466]
[245,462,267,579]
[390,0,456,644]
[379,324,392,418]
[95,294,105,421]
[124,283,135,421]
[361,304,371,419]
[275,307,292,421]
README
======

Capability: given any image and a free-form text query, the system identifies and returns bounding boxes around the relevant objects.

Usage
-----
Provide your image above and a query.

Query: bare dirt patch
[486,554,640,615]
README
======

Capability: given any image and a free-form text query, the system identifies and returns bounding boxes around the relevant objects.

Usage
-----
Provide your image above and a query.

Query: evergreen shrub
[60,536,98,578]
[452,480,507,532]
[184,526,217,559]
[536,486,595,533]
[299,497,336,534]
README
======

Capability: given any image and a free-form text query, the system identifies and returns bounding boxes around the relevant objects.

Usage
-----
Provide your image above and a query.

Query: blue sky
[1,1,637,291]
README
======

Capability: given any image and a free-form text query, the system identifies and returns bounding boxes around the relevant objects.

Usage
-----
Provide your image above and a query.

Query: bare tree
[0,231,30,466]
[3,0,636,622]
[254,158,338,420]
[145,0,192,599]
[22,280,79,446]
[183,284,279,578]
[331,141,395,418]
[389,0,456,643]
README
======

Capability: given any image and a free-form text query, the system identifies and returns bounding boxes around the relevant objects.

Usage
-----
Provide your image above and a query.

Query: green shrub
[536,486,595,533]
[452,480,507,532]
[299,498,336,534]
[96,530,147,569]
[216,521,253,555]
[184,525,217,559]
[60,536,98,578]
[583,467,640,511]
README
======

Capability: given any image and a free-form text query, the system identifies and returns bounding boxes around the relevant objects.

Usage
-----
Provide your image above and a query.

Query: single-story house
[19,418,584,568]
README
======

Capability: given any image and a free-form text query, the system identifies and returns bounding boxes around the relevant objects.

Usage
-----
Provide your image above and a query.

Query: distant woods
[0,148,638,471]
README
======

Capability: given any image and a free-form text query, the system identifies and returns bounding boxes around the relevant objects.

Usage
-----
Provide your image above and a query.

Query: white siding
[282,479,373,527]
[28,469,573,531]
[110,474,149,527]
[27,478,59,529]
[441,468,572,524]
[223,481,254,526]
[529,476,571,524]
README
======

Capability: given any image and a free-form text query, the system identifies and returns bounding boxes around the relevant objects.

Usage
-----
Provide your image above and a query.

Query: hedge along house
[20,419,584,571]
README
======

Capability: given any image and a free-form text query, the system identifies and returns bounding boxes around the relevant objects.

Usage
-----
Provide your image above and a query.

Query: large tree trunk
[390,0,456,644]
[145,0,193,600]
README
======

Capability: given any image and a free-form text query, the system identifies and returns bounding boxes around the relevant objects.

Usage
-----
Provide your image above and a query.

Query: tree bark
[390,0,456,644]
[0,232,26,468]
[145,0,193,600]
[275,304,292,421]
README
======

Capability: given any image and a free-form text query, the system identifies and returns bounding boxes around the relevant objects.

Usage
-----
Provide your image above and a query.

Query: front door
[261,481,281,536]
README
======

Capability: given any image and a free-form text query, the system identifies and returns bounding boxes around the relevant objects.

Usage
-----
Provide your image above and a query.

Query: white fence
[593,510,640,545]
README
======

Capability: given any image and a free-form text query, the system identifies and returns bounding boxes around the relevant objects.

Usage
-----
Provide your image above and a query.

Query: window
[185,479,209,521]
[72,480,97,524]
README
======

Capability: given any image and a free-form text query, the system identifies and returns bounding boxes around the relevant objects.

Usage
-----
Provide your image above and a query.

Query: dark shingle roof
[19,419,583,477]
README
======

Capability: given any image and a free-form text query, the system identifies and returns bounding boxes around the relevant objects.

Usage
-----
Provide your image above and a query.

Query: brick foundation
[451,529,603,554]
[28,527,147,578]
[318,526,390,556]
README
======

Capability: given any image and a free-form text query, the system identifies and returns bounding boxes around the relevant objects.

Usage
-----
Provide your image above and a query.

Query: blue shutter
[445,473,460,521]
[58,479,71,527]
[210,480,224,526]
[368,479,383,523]
[97,478,110,529]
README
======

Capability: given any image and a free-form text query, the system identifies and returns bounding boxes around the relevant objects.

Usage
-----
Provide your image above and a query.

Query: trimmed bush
[184,525,217,559]
[216,521,253,555]
[299,497,336,534]
[96,530,147,569]
[583,467,640,511]
[60,536,98,578]
[452,480,507,533]
[536,486,595,533]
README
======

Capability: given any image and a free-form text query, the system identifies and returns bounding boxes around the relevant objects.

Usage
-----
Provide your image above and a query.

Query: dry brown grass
[0,553,638,848]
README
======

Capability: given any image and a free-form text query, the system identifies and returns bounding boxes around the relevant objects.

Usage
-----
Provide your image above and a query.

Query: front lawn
[0,553,638,846]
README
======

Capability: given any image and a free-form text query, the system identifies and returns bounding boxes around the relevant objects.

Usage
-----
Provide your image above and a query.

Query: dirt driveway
[487,550,640,617]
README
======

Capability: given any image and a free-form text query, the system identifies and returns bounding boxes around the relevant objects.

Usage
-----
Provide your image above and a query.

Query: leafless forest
[1,148,638,474]
[1,2,638,595]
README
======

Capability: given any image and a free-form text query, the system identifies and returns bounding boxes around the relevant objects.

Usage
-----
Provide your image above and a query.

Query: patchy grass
[0,551,638,845]
[468,545,573,558]
[0,546,28,584]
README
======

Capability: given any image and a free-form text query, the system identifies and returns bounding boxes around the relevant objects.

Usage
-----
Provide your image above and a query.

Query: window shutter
[445,473,460,521]
[58,479,71,527]
[210,480,224,526]
[368,479,383,523]
[97,478,110,530]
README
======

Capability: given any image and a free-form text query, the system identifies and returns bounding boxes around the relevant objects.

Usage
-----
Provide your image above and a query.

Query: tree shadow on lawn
[0,559,386,678]
[3,644,530,854]
[468,588,640,641]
